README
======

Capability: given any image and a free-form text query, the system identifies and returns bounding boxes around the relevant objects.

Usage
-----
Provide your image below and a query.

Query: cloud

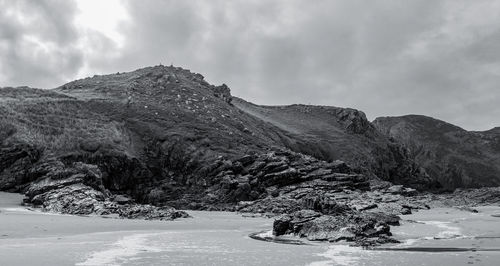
[0,0,84,88]
[1,0,500,130]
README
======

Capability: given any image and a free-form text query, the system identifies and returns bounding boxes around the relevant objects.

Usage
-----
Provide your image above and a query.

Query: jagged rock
[273,210,399,245]
[301,195,350,215]
[212,84,232,104]
[261,161,288,173]
[335,108,373,135]
[0,144,41,191]
[25,182,189,220]
[236,155,256,166]
[118,204,189,220]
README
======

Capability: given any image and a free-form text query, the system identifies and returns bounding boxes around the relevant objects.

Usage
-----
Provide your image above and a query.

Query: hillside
[2,65,500,245]
[373,115,500,189]
[232,98,434,189]
[0,65,439,210]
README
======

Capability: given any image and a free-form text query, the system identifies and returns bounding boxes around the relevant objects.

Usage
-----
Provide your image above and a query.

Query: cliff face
[232,98,436,189]
[373,115,500,189]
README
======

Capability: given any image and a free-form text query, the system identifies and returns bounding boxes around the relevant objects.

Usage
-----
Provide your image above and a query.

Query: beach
[1,192,499,266]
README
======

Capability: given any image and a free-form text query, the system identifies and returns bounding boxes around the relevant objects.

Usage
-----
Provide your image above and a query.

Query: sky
[1,0,500,130]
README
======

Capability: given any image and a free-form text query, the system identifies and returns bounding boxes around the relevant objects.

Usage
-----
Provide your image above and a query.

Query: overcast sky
[1,0,500,130]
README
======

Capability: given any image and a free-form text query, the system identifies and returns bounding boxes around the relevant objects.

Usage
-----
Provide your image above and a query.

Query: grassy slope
[0,87,131,155]
[1,66,288,158]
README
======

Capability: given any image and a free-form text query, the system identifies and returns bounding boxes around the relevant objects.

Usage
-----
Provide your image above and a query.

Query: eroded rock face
[0,144,41,191]
[27,182,188,220]
[193,150,365,209]
[335,108,373,135]
[8,151,190,220]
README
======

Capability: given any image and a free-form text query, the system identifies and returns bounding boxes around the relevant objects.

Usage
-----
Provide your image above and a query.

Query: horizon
[1,0,500,131]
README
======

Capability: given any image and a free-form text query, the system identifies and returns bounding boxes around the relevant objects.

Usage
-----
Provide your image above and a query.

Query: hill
[373,115,500,189]
[232,98,434,188]
[2,65,499,245]
[0,65,437,210]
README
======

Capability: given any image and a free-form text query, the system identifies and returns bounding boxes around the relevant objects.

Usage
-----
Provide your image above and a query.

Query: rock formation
[0,65,498,244]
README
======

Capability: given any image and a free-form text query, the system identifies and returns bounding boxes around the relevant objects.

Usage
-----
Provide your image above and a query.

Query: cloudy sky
[1,0,500,130]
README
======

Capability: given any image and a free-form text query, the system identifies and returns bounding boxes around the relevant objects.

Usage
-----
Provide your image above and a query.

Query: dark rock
[0,144,41,191]
[273,215,293,236]
[301,196,350,215]
[236,155,256,166]
[261,161,288,173]
[400,207,412,215]
[212,84,232,104]
[456,206,479,213]
[79,140,101,152]
[273,210,398,245]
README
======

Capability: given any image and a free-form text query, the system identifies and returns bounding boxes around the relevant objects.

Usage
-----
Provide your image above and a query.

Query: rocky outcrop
[184,150,364,209]
[25,182,188,220]
[334,108,374,135]
[4,152,191,220]
[0,144,41,191]
[211,84,232,104]
[273,208,400,245]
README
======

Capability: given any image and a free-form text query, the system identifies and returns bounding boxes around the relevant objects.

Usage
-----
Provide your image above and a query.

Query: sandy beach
[1,192,500,266]
[0,192,326,265]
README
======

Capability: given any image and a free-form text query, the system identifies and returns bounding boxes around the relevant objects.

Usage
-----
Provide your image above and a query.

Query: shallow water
[311,206,500,266]
[1,192,500,266]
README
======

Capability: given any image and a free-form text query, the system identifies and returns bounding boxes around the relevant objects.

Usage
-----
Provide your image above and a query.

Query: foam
[76,233,163,266]
[309,245,365,266]
[423,221,463,239]
[1,207,68,216]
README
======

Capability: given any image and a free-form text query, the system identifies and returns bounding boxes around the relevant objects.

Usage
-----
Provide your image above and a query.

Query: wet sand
[312,207,500,266]
[1,192,500,266]
[0,192,326,265]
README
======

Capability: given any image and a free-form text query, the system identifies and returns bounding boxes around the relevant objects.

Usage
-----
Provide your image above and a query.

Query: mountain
[373,115,500,189]
[0,65,437,213]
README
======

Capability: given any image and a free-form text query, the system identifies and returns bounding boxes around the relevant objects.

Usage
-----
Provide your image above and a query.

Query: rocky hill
[373,115,500,189]
[1,65,499,245]
[233,98,435,189]
[0,65,436,210]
